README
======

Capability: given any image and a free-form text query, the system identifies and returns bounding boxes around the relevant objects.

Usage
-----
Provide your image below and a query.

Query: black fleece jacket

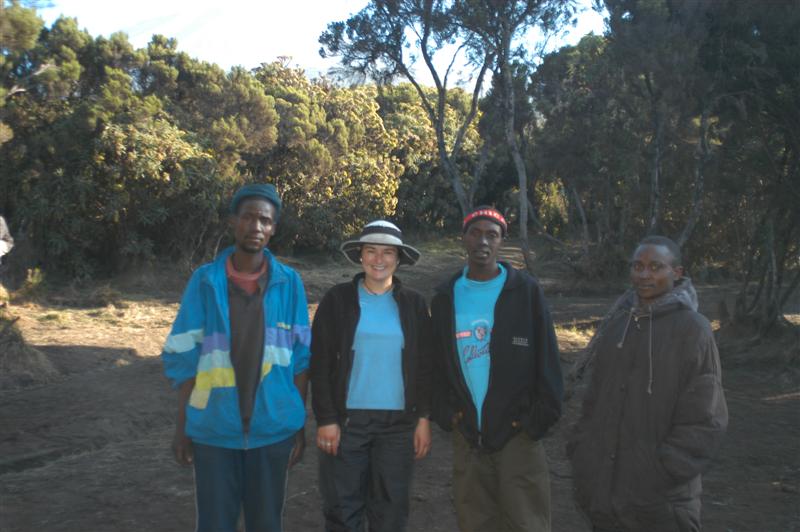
[431,262,563,452]
[309,273,432,426]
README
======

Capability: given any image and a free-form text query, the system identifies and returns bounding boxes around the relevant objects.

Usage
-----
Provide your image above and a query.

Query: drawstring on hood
[568,277,698,401]
[614,307,655,394]
[616,310,634,349]
[612,278,698,395]
[647,307,654,394]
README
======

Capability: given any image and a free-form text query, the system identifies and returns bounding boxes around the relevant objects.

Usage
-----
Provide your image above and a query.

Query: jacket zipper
[480,282,506,438]
[396,289,412,412]
[203,250,300,451]
[447,267,511,449]
[445,289,480,447]
[447,293,472,410]
[340,286,360,418]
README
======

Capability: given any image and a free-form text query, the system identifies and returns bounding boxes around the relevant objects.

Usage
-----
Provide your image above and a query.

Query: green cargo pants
[452,429,551,532]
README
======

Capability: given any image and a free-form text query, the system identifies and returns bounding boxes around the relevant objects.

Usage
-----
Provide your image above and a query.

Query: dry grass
[0,306,58,390]
[7,270,182,366]
[11,298,178,359]
[555,322,596,357]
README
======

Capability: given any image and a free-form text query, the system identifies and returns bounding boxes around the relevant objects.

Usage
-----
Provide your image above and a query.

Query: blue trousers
[193,437,294,532]
[319,410,416,532]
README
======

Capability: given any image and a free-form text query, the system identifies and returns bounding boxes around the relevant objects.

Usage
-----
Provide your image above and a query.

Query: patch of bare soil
[1,241,798,531]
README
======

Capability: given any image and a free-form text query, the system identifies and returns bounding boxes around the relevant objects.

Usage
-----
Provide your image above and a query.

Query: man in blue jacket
[161,184,310,532]
[431,206,563,532]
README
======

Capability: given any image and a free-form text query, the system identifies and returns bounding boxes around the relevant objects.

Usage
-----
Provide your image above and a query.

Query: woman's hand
[317,424,341,455]
[414,417,432,459]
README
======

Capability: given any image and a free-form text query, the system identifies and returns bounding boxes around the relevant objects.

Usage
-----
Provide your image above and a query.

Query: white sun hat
[340,220,421,266]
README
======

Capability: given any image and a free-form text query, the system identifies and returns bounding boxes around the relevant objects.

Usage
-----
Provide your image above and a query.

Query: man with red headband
[431,206,563,532]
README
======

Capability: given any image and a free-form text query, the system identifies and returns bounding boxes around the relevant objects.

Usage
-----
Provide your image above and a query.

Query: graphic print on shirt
[453,264,507,429]
[459,319,492,365]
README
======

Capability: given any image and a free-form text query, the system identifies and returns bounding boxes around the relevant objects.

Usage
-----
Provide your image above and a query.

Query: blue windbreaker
[161,246,311,449]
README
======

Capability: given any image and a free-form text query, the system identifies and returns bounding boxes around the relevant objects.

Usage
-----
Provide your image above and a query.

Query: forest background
[0,2,798,530]
[1,0,798,334]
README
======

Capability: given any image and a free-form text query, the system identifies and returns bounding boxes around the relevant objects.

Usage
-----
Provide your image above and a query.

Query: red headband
[462,208,507,233]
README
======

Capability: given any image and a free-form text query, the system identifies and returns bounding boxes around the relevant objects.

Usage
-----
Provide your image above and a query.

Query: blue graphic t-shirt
[346,283,405,410]
[453,264,507,429]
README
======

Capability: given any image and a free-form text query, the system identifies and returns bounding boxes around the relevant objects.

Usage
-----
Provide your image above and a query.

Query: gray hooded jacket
[567,278,728,532]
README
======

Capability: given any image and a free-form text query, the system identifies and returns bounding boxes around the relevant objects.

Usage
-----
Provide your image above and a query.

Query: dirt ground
[1,240,798,532]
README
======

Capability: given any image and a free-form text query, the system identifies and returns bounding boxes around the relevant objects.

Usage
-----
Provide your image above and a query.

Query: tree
[320,0,493,217]
[0,0,42,145]
[376,82,482,230]
[253,61,402,250]
[603,0,720,235]
[706,0,800,335]
[0,18,219,275]
[531,34,641,270]
[529,0,799,332]
[455,0,574,268]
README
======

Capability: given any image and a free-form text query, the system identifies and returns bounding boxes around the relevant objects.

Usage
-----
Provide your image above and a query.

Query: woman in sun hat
[309,220,432,531]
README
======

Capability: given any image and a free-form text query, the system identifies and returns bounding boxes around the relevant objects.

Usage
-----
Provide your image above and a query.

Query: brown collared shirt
[226,256,269,432]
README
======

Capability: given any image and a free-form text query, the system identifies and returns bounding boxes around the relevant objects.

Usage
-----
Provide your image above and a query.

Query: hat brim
[340,235,420,266]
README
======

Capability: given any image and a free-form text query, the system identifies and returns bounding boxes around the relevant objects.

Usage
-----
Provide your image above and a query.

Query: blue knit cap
[230,184,282,218]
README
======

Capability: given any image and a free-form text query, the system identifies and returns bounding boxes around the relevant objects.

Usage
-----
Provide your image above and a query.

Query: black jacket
[431,262,563,452]
[309,273,432,426]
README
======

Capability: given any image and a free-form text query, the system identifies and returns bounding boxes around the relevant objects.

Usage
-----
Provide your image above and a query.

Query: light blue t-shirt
[346,283,405,410]
[453,264,507,429]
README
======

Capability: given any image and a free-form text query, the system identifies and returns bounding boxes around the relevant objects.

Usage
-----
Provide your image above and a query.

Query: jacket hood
[568,277,699,399]
[615,277,699,394]
[615,277,698,317]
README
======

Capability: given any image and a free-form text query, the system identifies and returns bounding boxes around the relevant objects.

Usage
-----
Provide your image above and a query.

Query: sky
[39,1,606,80]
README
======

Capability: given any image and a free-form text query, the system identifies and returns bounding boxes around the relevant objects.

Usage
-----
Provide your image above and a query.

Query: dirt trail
[1,243,798,531]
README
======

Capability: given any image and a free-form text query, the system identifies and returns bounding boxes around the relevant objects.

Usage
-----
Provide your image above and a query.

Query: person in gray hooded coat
[567,236,728,532]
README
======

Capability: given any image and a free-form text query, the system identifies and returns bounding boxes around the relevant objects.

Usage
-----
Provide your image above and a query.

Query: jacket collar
[350,271,404,293]
[435,260,522,295]
[206,246,288,288]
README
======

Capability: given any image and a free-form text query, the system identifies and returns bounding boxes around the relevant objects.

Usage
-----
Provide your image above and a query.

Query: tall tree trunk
[570,184,590,256]
[618,179,629,245]
[498,23,534,272]
[759,219,779,336]
[780,270,800,309]
[468,143,490,209]
[397,27,491,219]
[647,112,664,234]
[644,73,664,235]
[527,199,564,247]
[439,149,471,216]
[601,173,613,244]
[678,104,711,248]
